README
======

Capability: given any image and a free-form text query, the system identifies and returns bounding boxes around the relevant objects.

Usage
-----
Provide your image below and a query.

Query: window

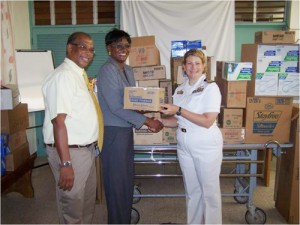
[33,0,115,25]
[235,0,287,22]
[31,0,119,77]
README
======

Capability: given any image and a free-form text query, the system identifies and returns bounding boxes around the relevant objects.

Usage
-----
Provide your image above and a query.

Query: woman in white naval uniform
[160,49,223,224]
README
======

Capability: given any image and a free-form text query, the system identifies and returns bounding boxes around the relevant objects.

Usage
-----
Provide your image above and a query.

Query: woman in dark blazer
[96,28,163,224]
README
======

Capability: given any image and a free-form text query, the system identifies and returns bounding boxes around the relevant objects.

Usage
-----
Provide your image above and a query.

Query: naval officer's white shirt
[173,74,221,130]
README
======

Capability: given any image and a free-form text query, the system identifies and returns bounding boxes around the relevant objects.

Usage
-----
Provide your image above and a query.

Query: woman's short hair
[105,28,131,46]
[183,49,207,74]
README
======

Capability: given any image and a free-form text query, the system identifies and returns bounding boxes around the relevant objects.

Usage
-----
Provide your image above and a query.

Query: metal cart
[131,141,293,224]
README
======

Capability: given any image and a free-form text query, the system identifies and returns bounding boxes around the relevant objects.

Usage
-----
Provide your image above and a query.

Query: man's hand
[144,117,164,133]
[58,166,74,191]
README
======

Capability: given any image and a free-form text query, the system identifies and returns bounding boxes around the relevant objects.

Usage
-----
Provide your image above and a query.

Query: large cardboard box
[134,113,163,145]
[255,30,296,44]
[162,127,177,144]
[170,57,184,86]
[216,61,225,79]
[1,85,20,110]
[129,36,160,67]
[219,108,244,128]
[277,45,299,68]
[255,72,278,96]
[221,128,245,144]
[1,86,13,110]
[124,87,165,111]
[171,40,202,58]
[133,65,166,80]
[137,80,173,104]
[206,56,212,80]
[159,80,173,104]
[171,40,187,58]
[224,62,253,81]
[241,44,299,97]
[7,130,28,151]
[275,105,299,224]
[5,142,30,171]
[134,126,163,145]
[216,78,248,108]
[176,66,188,85]
[1,103,29,134]
[278,73,299,96]
[186,40,202,52]
[245,97,293,143]
[138,80,160,87]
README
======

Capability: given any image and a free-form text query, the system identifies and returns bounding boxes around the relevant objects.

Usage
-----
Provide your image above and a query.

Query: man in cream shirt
[42,32,100,224]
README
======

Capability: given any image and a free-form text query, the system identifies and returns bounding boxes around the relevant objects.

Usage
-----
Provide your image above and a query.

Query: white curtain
[121,0,235,79]
[1,1,18,86]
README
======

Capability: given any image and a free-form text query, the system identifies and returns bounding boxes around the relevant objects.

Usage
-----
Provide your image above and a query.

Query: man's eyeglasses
[71,43,95,54]
[111,43,131,50]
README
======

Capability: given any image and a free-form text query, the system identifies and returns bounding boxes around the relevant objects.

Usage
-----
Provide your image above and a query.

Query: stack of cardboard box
[127,35,175,145]
[215,59,294,144]
[1,103,30,171]
[215,30,297,144]
[125,31,297,146]
[128,35,173,107]
[215,61,250,144]
[241,31,297,144]
[170,41,212,91]
[250,31,299,224]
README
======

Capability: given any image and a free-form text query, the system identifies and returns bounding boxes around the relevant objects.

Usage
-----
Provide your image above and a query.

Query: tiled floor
[1,156,287,224]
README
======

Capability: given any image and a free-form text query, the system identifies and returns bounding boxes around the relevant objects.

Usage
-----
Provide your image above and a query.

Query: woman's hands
[160,103,180,116]
[160,103,218,129]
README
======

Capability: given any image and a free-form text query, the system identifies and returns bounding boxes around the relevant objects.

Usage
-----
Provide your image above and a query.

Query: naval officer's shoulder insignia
[204,79,215,83]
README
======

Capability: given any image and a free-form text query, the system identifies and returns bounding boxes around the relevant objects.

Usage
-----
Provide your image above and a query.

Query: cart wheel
[245,207,267,224]
[131,207,140,224]
[133,186,141,204]
[233,189,249,204]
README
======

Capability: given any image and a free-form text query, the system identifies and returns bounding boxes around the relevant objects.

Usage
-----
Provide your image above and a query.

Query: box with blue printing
[171,40,202,58]
[224,62,253,81]
[124,87,165,111]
